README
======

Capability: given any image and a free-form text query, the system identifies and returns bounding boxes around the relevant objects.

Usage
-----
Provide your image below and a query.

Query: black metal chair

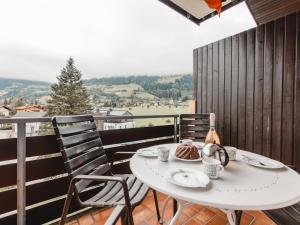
[264,166,300,225]
[52,115,160,225]
[179,114,210,142]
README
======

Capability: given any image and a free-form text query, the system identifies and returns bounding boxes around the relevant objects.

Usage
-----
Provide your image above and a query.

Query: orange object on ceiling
[204,0,222,15]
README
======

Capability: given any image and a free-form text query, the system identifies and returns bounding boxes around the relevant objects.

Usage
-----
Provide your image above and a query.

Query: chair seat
[83,174,149,208]
[264,202,300,225]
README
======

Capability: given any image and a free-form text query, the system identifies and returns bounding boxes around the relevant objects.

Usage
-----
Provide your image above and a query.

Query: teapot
[202,142,229,166]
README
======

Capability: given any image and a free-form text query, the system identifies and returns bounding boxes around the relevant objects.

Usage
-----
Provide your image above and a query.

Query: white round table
[130,143,300,225]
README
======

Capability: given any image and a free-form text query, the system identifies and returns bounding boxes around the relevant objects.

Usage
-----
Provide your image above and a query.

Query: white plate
[173,150,202,162]
[166,168,210,188]
[136,148,158,157]
[240,155,284,169]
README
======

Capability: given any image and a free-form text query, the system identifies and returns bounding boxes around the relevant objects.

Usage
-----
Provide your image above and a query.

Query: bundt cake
[175,144,200,160]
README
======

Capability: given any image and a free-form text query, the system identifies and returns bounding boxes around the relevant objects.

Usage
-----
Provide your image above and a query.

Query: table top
[130,143,300,210]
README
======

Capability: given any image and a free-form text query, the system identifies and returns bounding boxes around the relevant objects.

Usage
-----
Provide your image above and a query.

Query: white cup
[158,147,170,162]
[224,146,237,161]
[203,158,224,179]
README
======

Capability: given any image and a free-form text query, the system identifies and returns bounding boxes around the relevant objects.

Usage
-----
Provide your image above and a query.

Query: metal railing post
[17,122,26,225]
[173,116,178,143]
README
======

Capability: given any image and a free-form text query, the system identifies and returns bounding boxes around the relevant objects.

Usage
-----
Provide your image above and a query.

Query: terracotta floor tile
[239,212,255,225]
[206,215,227,225]
[67,192,278,225]
[182,206,199,218]
[191,204,205,212]
[78,213,94,225]
[194,208,216,224]
[92,208,114,222]
[66,220,79,225]
[184,218,204,225]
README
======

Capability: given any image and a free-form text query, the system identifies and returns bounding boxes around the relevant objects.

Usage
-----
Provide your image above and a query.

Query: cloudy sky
[0,0,256,82]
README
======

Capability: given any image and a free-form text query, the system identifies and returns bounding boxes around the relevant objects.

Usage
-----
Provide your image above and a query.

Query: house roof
[108,110,133,117]
[12,111,47,118]
[159,0,300,26]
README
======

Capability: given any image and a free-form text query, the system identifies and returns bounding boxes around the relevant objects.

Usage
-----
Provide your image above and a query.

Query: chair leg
[173,199,178,215]
[121,210,128,225]
[235,210,243,225]
[59,182,75,225]
[152,190,161,222]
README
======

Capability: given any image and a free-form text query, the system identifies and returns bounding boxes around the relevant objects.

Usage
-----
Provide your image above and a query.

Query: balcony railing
[0,115,179,225]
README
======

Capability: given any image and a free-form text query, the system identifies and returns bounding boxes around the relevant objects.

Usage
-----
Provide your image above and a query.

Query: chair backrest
[179,114,210,142]
[52,115,111,193]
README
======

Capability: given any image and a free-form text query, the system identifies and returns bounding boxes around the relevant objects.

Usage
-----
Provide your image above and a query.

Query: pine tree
[47,58,91,116]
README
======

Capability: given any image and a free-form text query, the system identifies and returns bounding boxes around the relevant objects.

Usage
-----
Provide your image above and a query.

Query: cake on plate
[175,144,200,160]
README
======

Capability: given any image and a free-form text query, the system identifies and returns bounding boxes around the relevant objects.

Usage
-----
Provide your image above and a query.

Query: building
[12,111,47,136]
[0,105,12,117]
[97,108,135,130]
[15,105,45,112]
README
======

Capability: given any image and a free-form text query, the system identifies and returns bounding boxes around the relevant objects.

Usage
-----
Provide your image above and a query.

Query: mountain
[0,74,193,104]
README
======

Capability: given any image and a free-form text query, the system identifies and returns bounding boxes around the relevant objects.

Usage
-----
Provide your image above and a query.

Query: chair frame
[52,115,161,225]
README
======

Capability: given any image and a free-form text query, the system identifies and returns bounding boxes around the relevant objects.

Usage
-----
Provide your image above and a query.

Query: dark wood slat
[180,120,209,125]
[282,13,297,164]
[100,125,174,145]
[262,21,274,158]
[67,147,104,170]
[231,34,239,148]
[245,29,255,152]
[224,36,232,146]
[179,132,207,138]
[0,138,16,161]
[193,49,198,101]
[271,17,284,161]
[207,43,213,113]
[0,163,16,188]
[180,114,209,119]
[179,125,209,132]
[238,31,247,149]
[27,135,59,157]
[212,42,219,125]
[58,122,96,135]
[202,46,208,113]
[105,138,173,162]
[111,161,131,174]
[197,48,203,113]
[0,177,69,214]
[75,164,111,192]
[218,39,225,143]
[62,131,99,147]
[71,155,108,178]
[294,12,300,170]
[65,139,103,158]
[253,24,265,155]
[54,115,94,124]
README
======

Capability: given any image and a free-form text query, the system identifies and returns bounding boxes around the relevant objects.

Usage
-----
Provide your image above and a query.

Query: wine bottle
[204,113,221,144]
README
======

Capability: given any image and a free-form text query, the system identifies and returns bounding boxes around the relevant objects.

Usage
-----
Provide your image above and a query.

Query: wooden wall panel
[194,11,300,169]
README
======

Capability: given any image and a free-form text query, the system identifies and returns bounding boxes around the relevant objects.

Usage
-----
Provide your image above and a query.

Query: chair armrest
[70,175,132,210]
[111,151,136,168]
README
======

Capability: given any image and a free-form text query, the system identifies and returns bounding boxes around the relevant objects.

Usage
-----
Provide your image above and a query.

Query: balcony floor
[66,191,276,225]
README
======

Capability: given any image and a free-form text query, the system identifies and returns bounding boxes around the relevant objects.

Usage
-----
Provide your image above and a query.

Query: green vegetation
[47,58,91,115]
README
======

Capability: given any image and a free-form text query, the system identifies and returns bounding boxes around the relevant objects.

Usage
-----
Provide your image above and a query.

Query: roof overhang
[158,0,244,25]
[158,0,300,26]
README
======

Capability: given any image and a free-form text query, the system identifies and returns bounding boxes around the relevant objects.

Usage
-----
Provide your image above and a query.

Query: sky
[0,0,256,82]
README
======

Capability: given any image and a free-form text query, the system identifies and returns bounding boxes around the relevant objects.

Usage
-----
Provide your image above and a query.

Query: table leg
[160,196,171,224]
[220,209,239,225]
[168,200,182,225]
